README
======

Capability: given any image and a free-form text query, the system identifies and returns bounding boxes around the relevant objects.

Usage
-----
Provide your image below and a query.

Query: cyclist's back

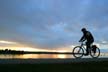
[83,30,94,42]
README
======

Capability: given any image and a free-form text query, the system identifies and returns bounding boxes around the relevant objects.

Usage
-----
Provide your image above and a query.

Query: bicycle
[72,42,100,58]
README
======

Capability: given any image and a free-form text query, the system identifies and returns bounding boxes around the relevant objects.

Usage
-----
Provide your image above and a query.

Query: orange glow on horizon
[56,50,69,52]
[0,46,72,52]
[0,46,53,52]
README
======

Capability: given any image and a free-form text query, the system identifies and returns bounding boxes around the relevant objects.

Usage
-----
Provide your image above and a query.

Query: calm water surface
[0,54,73,59]
[0,53,107,59]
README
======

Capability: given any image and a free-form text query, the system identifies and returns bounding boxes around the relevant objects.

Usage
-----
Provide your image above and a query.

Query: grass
[0,61,108,72]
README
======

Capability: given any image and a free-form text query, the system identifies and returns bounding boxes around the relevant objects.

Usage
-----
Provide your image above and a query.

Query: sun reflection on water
[0,54,73,59]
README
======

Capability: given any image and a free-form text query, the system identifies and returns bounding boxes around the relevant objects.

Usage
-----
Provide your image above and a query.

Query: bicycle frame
[80,42,93,51]
[80,42,86,51]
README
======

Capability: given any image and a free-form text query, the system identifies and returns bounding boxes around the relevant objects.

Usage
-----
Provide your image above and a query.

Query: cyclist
[79,28,94,56]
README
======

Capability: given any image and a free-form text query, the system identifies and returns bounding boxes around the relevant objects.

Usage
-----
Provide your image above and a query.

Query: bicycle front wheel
[72,46,84,58]
[90,48,100,58]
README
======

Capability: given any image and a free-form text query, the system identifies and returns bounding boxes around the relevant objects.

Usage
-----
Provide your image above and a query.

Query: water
[0,53,107,59]
[0,54,74,59]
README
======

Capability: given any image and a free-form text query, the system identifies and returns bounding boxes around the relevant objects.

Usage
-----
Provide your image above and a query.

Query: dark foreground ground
[0,58,108,72]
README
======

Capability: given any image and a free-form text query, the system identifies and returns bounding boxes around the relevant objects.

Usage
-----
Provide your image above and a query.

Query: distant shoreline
[0,49,73,54]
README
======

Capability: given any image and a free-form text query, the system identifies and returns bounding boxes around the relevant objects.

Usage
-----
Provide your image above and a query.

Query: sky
[0,0,108,51]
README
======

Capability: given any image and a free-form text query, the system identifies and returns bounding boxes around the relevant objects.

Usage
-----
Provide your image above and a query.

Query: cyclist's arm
[79,35,86,42]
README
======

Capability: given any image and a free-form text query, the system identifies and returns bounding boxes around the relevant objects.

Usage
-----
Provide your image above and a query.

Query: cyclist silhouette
[79,28,94,55]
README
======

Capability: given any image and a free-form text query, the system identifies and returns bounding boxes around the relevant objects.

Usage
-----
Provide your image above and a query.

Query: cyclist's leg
[86,41,93,55]
[85,42,89,55]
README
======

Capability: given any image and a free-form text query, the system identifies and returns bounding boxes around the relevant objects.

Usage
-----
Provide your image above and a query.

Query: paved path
[0,58,108,64]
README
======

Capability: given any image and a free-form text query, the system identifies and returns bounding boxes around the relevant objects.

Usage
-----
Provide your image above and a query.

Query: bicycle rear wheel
[90,47,100,58]
[72,46,84,58]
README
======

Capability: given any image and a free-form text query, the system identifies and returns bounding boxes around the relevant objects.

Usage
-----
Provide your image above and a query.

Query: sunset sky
[0,0,108,51]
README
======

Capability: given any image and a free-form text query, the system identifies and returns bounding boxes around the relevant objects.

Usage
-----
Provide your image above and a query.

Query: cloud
[0,0,108,49]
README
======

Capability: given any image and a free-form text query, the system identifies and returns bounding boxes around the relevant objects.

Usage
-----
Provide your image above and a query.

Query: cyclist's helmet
[81,28,86,32]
